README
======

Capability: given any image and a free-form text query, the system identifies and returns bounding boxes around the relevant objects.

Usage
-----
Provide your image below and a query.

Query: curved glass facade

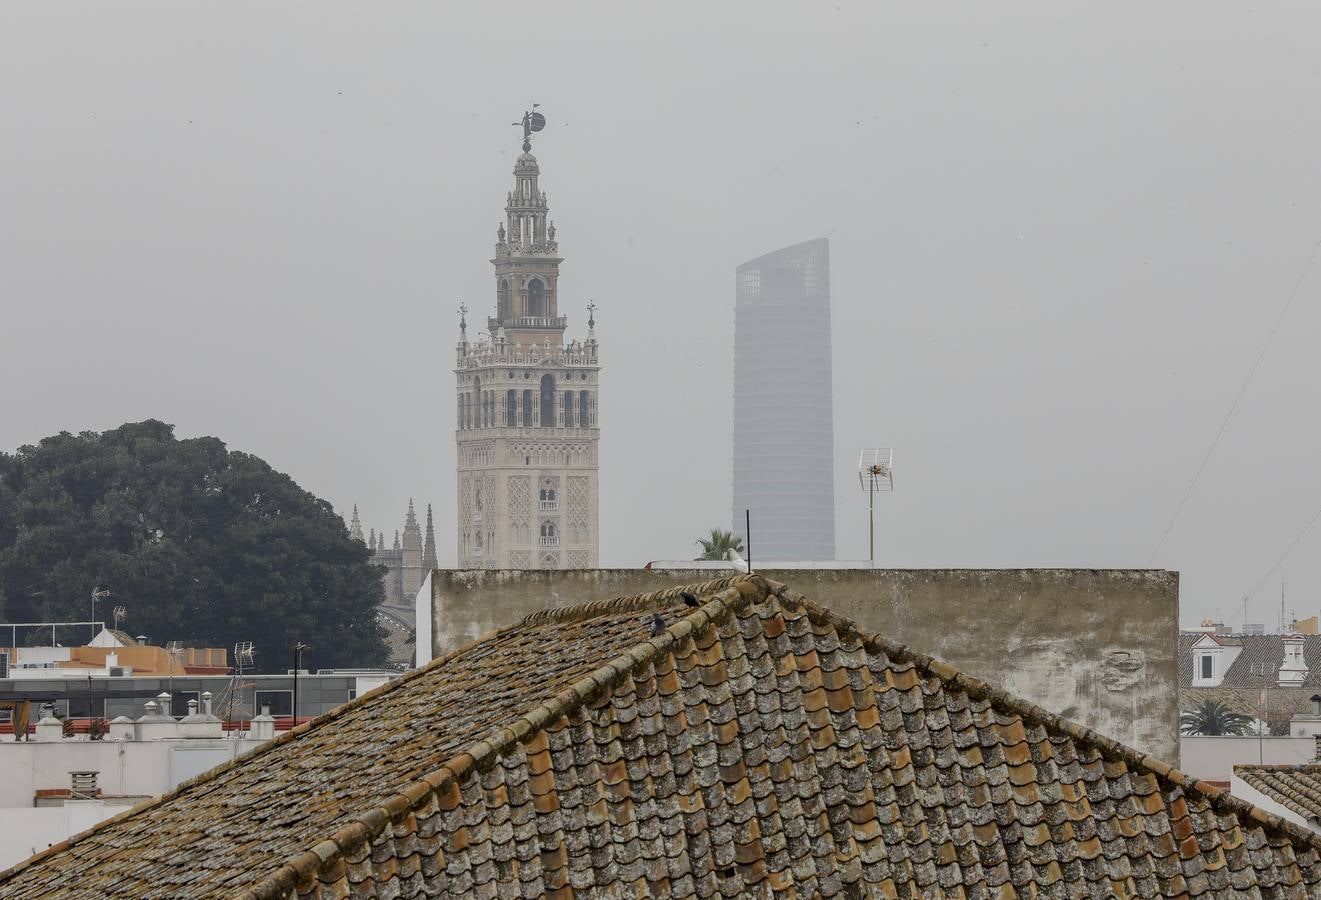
[733,238,835,560]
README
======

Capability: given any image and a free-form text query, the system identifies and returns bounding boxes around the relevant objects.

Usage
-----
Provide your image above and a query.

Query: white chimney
[137,699,179,741]
[34,716,64,743]
[108,716,135,741]
[249,706,276,742]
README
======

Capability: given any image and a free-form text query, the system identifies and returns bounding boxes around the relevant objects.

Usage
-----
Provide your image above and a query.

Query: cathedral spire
[349,505,363,542]
[368,527,376,550]
[405,498,418,528]
[393,529,400,551]
[423,503,438,570]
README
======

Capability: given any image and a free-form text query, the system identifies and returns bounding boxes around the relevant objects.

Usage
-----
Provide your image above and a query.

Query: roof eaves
[240,575,773,900]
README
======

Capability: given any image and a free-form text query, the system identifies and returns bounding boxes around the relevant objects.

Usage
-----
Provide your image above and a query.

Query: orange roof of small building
[3,576,1321,897]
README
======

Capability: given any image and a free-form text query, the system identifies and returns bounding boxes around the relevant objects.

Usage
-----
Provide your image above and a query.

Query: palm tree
[695,528,744,561]
[1180,699,1255,736]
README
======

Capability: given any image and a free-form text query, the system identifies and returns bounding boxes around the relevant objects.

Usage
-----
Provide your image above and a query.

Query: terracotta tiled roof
[5,576,1321,897]
[1236,766,1321,823]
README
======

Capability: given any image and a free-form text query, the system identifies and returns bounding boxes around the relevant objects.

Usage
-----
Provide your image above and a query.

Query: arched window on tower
[540,479,558,511]
[471,377,481,429]
[522,389,533,426]
[539,374,555,427]
[579,390,591,427]
[506,390,516,426]
[539,520,559,547]
[498,280,511,322]
[563,391,574,428]
[528,279,545,318]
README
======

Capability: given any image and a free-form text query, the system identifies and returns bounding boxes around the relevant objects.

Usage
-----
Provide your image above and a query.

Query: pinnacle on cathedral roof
[405,498,418,528]
[423,503,438,571]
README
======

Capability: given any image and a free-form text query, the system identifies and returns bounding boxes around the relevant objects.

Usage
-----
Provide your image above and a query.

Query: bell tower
[455,108,600,570]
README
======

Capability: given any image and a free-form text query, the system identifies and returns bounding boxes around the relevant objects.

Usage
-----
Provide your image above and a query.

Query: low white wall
[1180,735,1316,782]
[0,800,140,870]
[0,738,271,805]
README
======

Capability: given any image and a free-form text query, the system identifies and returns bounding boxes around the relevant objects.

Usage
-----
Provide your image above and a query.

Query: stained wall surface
[422,567,1180,763]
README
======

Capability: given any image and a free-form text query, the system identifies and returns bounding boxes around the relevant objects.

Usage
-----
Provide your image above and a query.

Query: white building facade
[454,128,600,570]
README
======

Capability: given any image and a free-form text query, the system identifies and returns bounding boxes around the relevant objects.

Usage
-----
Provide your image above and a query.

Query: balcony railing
[488,315,568,331]
[539,500,559,511]
[539,536,560,547]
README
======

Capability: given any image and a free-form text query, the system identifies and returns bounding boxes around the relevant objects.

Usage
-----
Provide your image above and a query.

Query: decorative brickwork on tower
[455,124,600,570]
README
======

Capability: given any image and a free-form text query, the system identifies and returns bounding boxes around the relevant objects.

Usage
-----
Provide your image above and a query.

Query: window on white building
[1199,654,1213,680]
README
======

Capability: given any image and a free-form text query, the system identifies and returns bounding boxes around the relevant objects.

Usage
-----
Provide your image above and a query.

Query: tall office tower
[454,116,600,569]
[733,238,835,560]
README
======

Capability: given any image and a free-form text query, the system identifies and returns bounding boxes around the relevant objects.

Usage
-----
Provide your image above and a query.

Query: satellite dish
[527,111,546,133]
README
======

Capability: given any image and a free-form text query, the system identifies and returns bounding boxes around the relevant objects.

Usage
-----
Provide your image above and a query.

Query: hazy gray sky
[3,3,1320,629]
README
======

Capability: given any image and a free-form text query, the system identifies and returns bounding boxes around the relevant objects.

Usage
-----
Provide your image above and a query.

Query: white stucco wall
[0,736,269,870]
[1180,735,1317,782]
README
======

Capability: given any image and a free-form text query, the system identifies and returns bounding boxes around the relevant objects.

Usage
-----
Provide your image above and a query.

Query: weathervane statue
[513,104,546,152]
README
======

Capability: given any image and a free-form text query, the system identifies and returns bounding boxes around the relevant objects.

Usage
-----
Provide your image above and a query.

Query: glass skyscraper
[733,238,835,561]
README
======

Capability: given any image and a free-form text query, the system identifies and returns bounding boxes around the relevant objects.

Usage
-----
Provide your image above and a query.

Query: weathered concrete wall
[423,568,1179,764]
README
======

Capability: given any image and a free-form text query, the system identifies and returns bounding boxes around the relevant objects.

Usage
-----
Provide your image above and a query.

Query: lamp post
[857,449,894,565]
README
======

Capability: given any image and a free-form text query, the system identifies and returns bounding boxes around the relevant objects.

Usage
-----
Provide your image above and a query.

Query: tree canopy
[0,420,387,672]
[1179,699,1256,736]
[695,528,744,561]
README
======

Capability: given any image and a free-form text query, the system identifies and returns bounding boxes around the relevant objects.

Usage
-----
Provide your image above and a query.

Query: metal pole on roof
[745,509,752,574]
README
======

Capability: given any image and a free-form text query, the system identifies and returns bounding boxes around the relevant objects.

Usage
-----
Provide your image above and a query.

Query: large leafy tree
[0,420,387,672]
[695,528,744,561]
[1179,699,1255,736]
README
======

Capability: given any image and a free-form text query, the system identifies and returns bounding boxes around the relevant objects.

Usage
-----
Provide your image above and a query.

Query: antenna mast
[857,449,895,565]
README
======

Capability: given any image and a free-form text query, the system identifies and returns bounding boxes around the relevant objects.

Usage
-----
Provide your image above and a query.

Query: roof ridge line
[240,577,776,899]
[773,586,1321,855]
[516,574,764,626]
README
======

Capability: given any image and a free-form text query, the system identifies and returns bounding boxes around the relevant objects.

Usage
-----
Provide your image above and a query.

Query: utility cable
[1147,233,1321,564]
[1245,504,1321,602]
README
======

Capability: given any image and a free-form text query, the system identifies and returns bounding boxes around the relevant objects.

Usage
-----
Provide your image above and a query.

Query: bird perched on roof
[681,591,701,608]
[727,548,750,574]
[650,612,666,636]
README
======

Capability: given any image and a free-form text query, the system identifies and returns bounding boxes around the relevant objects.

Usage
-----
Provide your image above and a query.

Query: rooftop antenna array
[225,641,257,727]
[89,586,111,641]
[111,605,127,629]
[857,449,895,565]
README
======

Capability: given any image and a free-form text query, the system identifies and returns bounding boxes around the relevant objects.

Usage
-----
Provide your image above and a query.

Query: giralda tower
[454,109,600,569]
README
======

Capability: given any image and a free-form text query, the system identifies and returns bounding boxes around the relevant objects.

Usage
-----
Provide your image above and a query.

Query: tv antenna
[90,586,111,640]
[226,641,257,726]
[857,449,895,565]
[112,605,127,629]
[512,104,546,151]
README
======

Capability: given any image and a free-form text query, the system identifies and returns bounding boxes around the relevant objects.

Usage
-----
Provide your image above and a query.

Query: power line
[1246,504,1321,603]
[1147,233,1321,565]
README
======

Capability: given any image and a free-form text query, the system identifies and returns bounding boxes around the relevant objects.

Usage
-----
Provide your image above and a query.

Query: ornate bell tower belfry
[455,108,601,570]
